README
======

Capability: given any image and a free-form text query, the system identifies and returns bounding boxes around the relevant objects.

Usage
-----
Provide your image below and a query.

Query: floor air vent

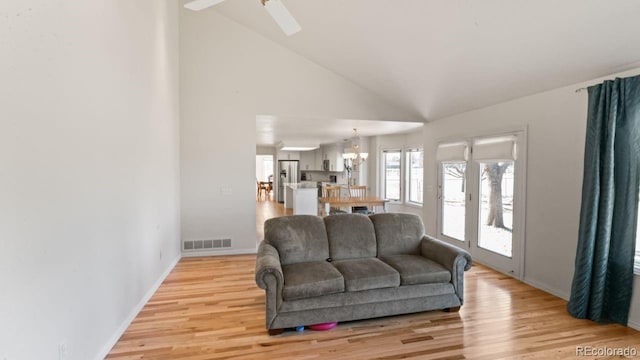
[183,238,232,251]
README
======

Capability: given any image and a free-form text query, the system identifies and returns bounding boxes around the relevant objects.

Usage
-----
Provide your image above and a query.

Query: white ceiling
[210,0,640,123]
[256,116,423,147]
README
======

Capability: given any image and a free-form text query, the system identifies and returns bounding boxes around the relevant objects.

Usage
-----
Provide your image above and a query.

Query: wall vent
[183,238,232,252]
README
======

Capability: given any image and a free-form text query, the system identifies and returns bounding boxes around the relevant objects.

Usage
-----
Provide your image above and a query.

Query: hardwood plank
[107,255,640,359]
[256,197,291,242]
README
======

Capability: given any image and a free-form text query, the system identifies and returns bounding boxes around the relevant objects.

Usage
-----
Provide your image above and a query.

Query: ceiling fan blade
[184,0,227,11]
[262,0,301,36]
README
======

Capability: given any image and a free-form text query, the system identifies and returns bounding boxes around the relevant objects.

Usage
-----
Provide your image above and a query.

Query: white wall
[422,68,640,328]
[0,1,181,359]
[180,10,421,254]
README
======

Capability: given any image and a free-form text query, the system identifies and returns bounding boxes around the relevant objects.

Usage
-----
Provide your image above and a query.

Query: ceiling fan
[183,0,301,36]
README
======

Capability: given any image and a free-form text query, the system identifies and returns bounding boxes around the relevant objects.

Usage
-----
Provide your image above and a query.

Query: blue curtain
[567,75,640,325]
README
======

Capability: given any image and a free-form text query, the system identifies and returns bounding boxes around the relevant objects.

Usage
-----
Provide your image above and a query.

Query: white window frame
[436,129,527,279]
[405,147,424,206]
[438,161,468,242]
[379,147,424,206]
[381,148,402,203]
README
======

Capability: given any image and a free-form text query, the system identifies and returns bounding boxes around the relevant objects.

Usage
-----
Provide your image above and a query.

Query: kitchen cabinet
[285,183,318,215]
[277,151,300,160]
[314,148,323,171]
[299,150,315,171]
[324,144,344,172]
[306,145,345,172]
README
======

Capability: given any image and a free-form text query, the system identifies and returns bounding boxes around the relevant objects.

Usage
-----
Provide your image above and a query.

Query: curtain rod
[575,87,588,93]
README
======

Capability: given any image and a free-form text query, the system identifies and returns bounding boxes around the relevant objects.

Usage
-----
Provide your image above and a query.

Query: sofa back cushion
[370,213,425,256]
[324,214,376,260]
[264,215,329,265]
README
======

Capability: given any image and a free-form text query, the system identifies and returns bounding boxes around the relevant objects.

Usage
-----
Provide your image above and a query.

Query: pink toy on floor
[308,322,338,331]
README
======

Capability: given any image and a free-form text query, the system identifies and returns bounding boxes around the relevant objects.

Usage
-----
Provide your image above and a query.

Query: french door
[437,132,526,278]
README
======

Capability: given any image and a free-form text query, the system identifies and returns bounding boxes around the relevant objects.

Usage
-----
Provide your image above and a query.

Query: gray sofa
[254,213,472,334]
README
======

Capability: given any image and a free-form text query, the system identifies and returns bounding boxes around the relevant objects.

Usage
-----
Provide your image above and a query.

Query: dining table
[318,196,388,217]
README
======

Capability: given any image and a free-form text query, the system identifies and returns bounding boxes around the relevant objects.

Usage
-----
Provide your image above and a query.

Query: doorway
[256,155,274,201]
[436,131,526,278]
[256,154,291,242]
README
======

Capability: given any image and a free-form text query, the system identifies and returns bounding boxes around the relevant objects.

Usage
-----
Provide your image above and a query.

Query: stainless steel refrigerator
[277,160,300,203]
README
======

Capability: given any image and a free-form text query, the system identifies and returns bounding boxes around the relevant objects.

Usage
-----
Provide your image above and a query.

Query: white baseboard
[474,259,570,300]
[181,247,257,257]
[523,277,570,301]
[524,279,640,331]
[95,255,181,360]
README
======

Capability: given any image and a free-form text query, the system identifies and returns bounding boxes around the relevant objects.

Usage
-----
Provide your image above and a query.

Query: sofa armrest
[421,235,472,304]
[255,241,284,329]
[255,241,284,290]
[421,235,472,271]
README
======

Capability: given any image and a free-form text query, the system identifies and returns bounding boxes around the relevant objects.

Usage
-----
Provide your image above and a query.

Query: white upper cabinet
[322,144,344,172]
[299,150,315,171]
[314,148,323,170]
[277,151,300,160]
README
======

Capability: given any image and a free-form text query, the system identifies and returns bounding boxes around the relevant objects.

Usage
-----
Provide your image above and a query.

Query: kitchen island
[284,182,318,215]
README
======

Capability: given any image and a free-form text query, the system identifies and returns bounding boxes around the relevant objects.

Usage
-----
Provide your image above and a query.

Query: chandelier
[342,128,368,175]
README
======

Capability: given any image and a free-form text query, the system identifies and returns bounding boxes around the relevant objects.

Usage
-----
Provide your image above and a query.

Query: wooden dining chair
[349,185,371,214]
[349,185,367,198]
[257,180,264,200]
[257,179,271,201]
[323,185,345,214]
[323,185,342,198]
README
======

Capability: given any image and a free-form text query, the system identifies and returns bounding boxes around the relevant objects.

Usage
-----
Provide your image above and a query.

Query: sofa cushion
[332,258,400,292]
[370,213,425,257]
[264,215,330,265]
[282,261,345,301]
[324,214,377,260]
[381,255,452,285]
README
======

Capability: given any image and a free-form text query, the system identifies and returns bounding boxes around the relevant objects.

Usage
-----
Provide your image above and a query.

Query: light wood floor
[256,196,291,242]
[107,253,640,359]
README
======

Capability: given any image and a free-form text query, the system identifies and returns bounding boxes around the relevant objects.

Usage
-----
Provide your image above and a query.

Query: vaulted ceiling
[205,0,640,121]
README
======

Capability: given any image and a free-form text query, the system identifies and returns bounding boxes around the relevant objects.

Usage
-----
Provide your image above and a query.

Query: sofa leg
[268,328,284,336]
[444,306,461,313]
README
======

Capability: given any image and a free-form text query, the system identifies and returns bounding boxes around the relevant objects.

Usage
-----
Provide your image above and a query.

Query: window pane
[478,161,514,257]
[262,157,273,182]
[407,149,423,204]
[383,150,401,201]
[442,162,466,241]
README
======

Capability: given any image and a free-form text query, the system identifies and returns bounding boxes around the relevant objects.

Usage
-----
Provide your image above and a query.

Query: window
[437,133,524,277]
[441,162,466,241]
[406,148,423,204]
[381,148,423,205]
[256,155,274,182]
[478,161,514,257]
[437,141,468,241]
[382,149,401,201]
